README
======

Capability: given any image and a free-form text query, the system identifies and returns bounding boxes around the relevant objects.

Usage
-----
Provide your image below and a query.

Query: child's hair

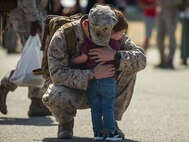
[113,9,128,32]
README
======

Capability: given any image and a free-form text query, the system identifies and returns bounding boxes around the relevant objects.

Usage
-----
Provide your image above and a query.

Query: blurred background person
[52,0,82,16]
[86,0,111,14]
[86,0,127,14]
[156,0,182,69]
[179,0,189,66]
[0,9,19,54]
[51,0,127,16]
[51,0,64,15]
[138,0,157,52]
[61,0,82,16]
[2,26,18,54]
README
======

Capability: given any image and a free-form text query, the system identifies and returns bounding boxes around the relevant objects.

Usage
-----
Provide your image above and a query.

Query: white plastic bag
[10,34,45,88]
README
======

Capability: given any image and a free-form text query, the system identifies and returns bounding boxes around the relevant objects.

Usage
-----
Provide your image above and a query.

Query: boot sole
[58,131,73,139]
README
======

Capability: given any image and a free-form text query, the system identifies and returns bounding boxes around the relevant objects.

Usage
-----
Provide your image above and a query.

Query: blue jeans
[87,78,116,133]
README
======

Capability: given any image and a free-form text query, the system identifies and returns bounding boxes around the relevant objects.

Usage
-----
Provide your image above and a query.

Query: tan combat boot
[58,119,74,139]
[0,85,9,114]
[28,98,51,117]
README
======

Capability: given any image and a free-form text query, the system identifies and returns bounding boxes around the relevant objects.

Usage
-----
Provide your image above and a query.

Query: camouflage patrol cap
[88,4,118,46]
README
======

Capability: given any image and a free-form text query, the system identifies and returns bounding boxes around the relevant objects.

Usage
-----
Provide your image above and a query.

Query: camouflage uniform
[0,0,48,115]
[157,0,181,68]
[42,17,146,126]
[7,0,48,45]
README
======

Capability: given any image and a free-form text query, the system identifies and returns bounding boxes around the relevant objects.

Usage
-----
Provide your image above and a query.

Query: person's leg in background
[165,11,179,69]
[180,18,189,65]
[143,16,155,51]
[157,12,166,68]
[3,26,18,54]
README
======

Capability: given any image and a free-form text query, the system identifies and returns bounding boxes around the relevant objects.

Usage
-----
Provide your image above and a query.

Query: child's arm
[70,53,88,64]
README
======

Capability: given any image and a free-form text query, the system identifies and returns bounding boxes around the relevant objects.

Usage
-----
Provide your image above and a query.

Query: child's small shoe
[105,130,123,141]
[93,131,104,141]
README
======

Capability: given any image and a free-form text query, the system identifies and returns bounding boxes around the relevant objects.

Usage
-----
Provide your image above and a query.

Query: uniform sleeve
[48,29,94,91]
[118,35,146,73]
[19,0,40,21]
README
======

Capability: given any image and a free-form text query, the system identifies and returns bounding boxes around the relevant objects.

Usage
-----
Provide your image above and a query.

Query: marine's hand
[93,62,115,79]
[89,45,116,62]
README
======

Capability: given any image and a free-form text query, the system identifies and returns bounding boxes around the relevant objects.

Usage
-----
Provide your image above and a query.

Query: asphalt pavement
[0,46,189,142]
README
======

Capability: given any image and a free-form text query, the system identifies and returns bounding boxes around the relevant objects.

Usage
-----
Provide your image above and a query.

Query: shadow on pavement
[43,137,139,142]
[0,116,56,126]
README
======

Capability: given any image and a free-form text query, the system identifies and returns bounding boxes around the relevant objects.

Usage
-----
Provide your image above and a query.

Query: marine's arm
[89,35,146,74]
[48,29,115,90]
[118,35,146,73]
[48,29,94,90]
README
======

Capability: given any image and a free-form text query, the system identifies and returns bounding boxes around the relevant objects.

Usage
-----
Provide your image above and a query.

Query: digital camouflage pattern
[7,0,48,43]
[42,17,146,124]
[88,4,118,46]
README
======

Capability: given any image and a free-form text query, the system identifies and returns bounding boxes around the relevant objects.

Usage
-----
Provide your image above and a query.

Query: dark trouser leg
[3,26,18,54]
[157,13,166,67]
[166,14,178,69]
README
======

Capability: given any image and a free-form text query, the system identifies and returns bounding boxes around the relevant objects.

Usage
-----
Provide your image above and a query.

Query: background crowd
[1,0,188,67]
